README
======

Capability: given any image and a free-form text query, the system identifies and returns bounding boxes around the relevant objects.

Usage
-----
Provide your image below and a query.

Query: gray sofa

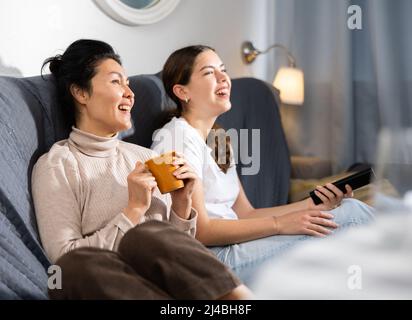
[0,73,291,299]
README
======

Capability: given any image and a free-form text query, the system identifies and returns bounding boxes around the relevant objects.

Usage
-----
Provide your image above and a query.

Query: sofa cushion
[0,76,54,298]
[0,204,48,299]
[0,76,54,253]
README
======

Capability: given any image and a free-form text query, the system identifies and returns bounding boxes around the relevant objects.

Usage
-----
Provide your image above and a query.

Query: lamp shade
[273,67,304,105]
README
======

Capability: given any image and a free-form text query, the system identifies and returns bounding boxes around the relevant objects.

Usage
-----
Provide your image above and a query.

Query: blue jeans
[208,199,375,286]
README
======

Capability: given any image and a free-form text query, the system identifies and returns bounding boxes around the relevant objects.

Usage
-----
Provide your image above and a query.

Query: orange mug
[145,151,184,194]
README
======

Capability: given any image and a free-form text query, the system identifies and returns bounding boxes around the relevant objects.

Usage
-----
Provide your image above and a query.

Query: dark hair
[42,39,121,128]
[161,45,232,173]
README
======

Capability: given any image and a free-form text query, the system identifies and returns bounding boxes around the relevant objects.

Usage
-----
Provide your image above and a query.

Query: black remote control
[309,168,375,205]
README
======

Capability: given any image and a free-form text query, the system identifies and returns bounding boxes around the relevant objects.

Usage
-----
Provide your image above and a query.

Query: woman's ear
[70,84,89,106]
[172,84,189,102]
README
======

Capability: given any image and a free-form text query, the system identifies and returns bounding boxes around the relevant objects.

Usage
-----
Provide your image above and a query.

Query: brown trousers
[49,220,240,300]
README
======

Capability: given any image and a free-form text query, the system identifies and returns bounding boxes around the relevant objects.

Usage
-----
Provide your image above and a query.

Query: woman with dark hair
[151,45,375,285]
[32,39,251,299]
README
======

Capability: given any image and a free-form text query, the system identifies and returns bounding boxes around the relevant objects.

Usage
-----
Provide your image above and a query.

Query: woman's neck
[76,120,117,138]
[181,112,216,140]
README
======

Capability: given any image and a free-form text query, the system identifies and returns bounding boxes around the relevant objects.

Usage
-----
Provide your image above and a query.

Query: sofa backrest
[0,75,57,299]
[218,78,291,207]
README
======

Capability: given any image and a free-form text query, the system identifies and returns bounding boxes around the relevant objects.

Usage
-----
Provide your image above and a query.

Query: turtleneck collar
[68,127,119,158]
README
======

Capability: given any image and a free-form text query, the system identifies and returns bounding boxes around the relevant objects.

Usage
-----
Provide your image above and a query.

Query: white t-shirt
[151,117,240,220]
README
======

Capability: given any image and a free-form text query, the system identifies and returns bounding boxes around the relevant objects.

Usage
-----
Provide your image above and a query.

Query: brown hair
[161,45,232,173]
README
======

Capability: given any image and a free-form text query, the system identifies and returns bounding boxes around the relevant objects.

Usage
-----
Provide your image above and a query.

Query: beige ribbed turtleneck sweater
[32,127,197,263]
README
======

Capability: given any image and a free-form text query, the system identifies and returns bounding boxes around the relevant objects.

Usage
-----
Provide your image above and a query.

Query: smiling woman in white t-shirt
[151,45,375,285]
